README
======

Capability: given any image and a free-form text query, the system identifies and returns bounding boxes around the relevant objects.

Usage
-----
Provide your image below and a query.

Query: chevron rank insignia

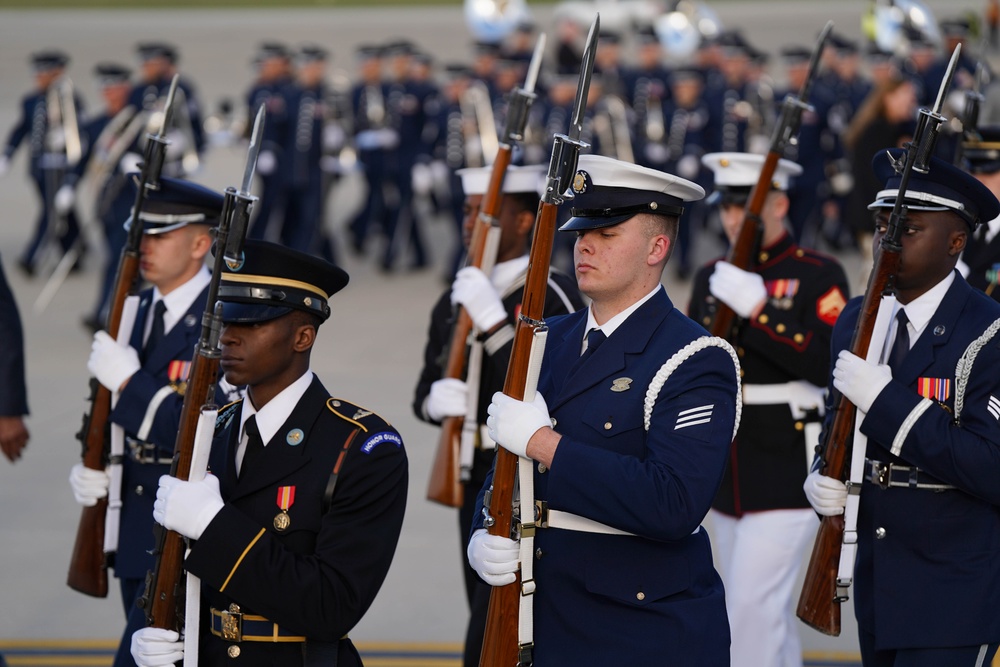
[675,404,714,430]
[988,395,1000,422]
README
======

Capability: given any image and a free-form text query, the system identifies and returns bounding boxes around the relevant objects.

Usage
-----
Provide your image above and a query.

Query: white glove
[0,155,9,178]
[69,463,110,507]
[832,350,893,413]
[153,474,224,540]
[426,378,468,422]
[256,149,276,175]
[467,528,519,586]
[803,470,848,516]
[119,151,142,176]
[87,330,141,392]
[412,162,432,195]
[451,267,506,332]
[131,627,184,667]
[486,391,550,458]
[54,183,75,214]
[677,153,701,180]
[708,261,767,319]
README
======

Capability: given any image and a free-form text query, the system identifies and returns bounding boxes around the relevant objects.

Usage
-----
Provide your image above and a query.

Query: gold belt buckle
[221,603,242,641]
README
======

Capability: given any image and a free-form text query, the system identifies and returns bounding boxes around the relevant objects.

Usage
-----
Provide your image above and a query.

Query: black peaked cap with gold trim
[218,240,349,324]
[560,154,704,232]
[963,125,1000,175]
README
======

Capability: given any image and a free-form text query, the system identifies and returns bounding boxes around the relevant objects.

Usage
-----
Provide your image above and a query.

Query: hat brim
[220,302,293,325]
[559,212,635,232]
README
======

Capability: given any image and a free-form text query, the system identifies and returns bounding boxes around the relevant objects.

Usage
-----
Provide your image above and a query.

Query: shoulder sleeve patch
[360,431,403,454]
[817,286,847,326]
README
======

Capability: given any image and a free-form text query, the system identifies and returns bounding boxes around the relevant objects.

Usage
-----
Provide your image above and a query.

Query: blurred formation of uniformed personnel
[73,62,142,330]
[0,254,29,464]
[469,154,741,664]
[129,239,408,666]
[690,153,849,667]
[66,177,234,667]
[804,149,1000,666]
[959,125,1000,302]
[129,42,205,168]
[0,50,85,276]
[279,45,339,260]
[412,164,583,667]
[245,42,294,243]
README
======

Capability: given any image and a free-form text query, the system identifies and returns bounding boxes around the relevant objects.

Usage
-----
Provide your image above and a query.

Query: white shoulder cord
[643,336,742,440]
[954,317,1000,423]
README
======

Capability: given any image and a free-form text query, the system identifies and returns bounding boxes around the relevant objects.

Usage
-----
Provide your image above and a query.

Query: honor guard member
[413,164,583,667]
[130,240,408,667]
[67,177,234,667]
[74,63,141,330]
[348,44,396,256]
[129,42,205,172]
[0,50,85,276]
[279,45,338,261]
[623,27,673,167]
[707,31,752,154]
[690,153,849,667]
[0,254,29,464]
[662,67,718,279]
[959,125,1000,301]
[804,150,1000,666]
[777,46,843,246]
[245,42,293,243]
[469,154,740,665]
[382,39,431,271]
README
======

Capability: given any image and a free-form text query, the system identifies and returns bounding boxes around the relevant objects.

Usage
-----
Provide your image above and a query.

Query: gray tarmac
[0,0,986,659]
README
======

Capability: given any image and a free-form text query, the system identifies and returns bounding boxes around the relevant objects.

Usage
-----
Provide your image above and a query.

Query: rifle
[138,105,263,635]
[709,22,832,340]
[427,34,546,508]
[796,45,962,636]
[67,75,180,598]
[479,16,598,667]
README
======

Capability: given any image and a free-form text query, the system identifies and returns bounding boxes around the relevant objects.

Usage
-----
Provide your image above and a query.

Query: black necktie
[888,309,910,372]
[144,300,167,361]
[241,415,264,478]
[583,328,607,358]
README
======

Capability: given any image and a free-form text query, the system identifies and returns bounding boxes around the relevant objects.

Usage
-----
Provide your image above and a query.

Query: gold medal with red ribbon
[274,486,295,531]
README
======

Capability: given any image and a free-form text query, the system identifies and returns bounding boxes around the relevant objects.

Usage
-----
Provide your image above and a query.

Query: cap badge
[286,428,304,446]
[303,296,312,307]
[610,377,633,392]
[719,158,730,167]
[225,253,245,272]
[572,171,588,194]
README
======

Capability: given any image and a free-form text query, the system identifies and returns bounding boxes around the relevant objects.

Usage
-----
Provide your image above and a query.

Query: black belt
[865,458,954,491]
[209,605,306,643]
[125,438,173,465]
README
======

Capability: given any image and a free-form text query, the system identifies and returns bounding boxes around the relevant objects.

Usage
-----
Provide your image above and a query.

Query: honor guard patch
[361,431,403,454]
[917,378,951,402]
[988,395,1000,421]
[816,286,847,326]
[675,404,714,430]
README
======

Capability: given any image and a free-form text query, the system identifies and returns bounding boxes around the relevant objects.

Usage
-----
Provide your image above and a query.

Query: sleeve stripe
[137,385,177,441]
[219,527,267,592]
[890,398,933,457]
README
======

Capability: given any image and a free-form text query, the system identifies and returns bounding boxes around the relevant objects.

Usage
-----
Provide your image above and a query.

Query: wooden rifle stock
[796,248,899,635]
[709,22,832,341]
[480,202,558,667]
[796,43,961,636]
[427,148,513,508]
[66,76,182,597]
[140,105,262,632]
[708,151,779,339]
[66,249,140,598]
[142,349,221,630]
